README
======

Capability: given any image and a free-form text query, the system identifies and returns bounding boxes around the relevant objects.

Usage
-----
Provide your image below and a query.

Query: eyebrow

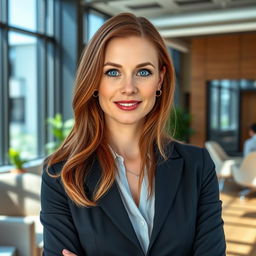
[103,62,155,69]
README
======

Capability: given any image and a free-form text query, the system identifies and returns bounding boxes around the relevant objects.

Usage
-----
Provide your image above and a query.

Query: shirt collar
[108,144,152,160]
[108,144,122,159]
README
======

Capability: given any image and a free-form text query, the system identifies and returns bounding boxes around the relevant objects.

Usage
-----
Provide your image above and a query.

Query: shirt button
[141,220,145,226]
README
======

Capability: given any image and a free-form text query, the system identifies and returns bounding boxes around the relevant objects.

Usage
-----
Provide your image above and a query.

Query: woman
[40,12,226,256]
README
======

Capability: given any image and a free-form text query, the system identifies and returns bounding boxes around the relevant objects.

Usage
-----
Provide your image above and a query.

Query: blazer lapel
[85,156,143,253]
[85,142,184,255]
[148,142,184,252]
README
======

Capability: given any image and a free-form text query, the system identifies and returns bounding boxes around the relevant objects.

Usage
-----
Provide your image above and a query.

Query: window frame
[0,0,58,166]
[83,7,110,45]
[206,79,256,154]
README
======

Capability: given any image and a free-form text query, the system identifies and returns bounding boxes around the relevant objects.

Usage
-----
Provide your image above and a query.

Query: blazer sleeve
[40,163,85,256]
[193,148,226,256]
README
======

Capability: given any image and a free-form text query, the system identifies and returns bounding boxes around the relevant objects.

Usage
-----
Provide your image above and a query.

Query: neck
[106,122,142,160]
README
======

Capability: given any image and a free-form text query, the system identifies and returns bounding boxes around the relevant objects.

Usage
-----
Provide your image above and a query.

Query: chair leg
[218,178,225,192]
[239,188,252,200]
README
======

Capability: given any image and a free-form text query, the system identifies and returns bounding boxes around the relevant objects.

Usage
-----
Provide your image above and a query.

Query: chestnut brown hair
[46,12,175,207]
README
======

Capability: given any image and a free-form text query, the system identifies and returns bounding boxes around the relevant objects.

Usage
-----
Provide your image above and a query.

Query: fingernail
[63,249,71,254]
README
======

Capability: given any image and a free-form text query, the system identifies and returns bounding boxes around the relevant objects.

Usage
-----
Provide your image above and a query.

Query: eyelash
[104,69,153,77]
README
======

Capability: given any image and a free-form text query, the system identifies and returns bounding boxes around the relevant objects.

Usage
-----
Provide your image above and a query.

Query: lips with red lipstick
[114,100,142,111]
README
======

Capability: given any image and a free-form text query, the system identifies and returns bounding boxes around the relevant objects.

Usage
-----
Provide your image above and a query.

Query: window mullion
[0,28,3,165]
[37,37,45,158]
[1,28,10,165]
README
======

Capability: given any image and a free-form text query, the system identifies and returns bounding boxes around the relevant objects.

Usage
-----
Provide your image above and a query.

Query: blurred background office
[0,0,256,256]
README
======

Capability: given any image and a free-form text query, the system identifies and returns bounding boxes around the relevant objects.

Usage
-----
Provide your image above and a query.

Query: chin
[119,120,141,125]
[116,117,144,125]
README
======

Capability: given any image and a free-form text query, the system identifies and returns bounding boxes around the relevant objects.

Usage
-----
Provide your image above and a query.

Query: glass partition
[207,79,256,154]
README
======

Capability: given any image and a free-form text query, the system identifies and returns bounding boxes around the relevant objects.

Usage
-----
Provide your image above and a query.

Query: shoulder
[41,159,70,208]
[168,141,215,173]
[172,141,204,158]
[169,141,210,163]
[43,157,67,175]
[245,136,256,144]
[244,138,251,144]
[248,137,256,144]
[168,142,218,196]
[41,158,67,190]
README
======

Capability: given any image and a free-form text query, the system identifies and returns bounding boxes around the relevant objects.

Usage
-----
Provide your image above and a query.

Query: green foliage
[8,148,28,170]
[167,107,194,142]
[46,113,74,154]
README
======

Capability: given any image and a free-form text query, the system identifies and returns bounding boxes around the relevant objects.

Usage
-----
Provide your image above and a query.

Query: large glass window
[209,80,239,133]
[84,9,109,43]
[8,32,38,159]
[209,85,219,130]
[0,0,57,166]
[46,0,54,36]
[8,0,37,31]
[170,48,181,106]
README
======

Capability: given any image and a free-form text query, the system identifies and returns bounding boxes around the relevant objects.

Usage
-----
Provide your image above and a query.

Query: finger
[62,249,77,256]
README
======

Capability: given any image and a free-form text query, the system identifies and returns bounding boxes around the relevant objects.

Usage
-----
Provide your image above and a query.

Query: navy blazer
[40,141,226,256]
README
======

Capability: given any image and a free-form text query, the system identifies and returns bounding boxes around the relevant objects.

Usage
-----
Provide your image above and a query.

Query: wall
[190,32,256,146]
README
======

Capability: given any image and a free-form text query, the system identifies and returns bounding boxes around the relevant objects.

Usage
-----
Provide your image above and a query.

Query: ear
[158,65,166,90]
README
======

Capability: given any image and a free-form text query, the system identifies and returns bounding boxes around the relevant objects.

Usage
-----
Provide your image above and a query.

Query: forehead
[104,36,159,64]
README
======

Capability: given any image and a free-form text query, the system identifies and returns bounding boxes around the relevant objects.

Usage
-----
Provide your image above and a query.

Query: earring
[93,90,99,97]
[156,90,162,97]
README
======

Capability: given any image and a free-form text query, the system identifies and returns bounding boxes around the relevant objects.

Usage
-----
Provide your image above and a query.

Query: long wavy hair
[46,12,175,207]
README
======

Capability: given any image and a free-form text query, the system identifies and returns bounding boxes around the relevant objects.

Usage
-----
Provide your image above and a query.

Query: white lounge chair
[0,172,43,256]
[232,152,256,199]
[205,141,243,191]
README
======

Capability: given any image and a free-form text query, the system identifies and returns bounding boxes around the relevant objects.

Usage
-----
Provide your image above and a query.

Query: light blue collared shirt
[244,135,256,156]
[109,147,155,254]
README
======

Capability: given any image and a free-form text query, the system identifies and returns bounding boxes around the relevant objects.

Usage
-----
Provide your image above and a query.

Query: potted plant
[168,107,194,143]
[46,113,74,154]
[8,148,28,174]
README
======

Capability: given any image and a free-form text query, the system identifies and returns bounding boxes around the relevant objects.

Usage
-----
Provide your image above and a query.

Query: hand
[62,249,77,256]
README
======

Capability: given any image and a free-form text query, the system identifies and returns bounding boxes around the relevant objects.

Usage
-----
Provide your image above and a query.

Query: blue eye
[138,69,152,77]
[105,69,120,77]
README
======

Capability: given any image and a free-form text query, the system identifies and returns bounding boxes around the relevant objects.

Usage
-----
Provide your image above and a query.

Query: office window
[8,0,37,31]
[84,9,109,43]
[0,0,57,166]
[207,79,256,154]
[169,48,181,106]
[46,0,54,36]
[8,32,38,159]
[209,80,239,132]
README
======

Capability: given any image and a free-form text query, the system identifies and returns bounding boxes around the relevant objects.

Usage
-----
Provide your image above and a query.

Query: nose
[120,76,138,95]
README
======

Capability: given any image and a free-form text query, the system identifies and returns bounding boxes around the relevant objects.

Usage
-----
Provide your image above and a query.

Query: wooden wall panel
[206,35,240,78]
[190,39,206,146]
[240,33,256,78]
[191,38,206,78]
[190,32,256,147]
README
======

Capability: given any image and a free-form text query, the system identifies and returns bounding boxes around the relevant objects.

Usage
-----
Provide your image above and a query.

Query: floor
[220,179,256,256]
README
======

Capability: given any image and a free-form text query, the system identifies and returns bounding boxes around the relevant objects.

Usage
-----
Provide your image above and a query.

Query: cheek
[98,82,112,110]
[141,80,158,99]
[140,83,158,112]
[98,81,109,97]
